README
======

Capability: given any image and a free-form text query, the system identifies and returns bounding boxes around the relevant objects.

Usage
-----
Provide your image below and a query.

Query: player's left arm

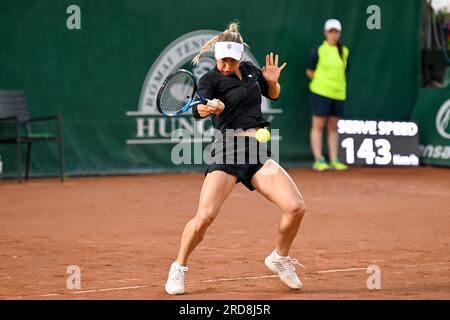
[261,52,286,100]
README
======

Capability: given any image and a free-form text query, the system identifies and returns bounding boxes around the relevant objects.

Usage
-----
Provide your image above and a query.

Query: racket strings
[158,72,195,114]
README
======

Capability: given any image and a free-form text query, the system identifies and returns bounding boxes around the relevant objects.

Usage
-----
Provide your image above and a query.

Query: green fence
[411,88,450,166]
[0,0,421,177]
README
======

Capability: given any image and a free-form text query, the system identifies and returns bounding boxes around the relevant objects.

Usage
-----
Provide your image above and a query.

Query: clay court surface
[0,167,449,300]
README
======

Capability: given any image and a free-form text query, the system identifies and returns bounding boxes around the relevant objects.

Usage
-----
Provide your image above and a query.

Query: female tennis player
[165,22,306,295]
[306,19,349,171]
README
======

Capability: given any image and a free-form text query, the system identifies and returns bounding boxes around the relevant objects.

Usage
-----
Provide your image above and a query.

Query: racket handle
[205,99,218,107]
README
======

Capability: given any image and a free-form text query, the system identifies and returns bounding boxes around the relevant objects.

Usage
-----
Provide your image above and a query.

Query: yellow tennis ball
[255,128,271,143]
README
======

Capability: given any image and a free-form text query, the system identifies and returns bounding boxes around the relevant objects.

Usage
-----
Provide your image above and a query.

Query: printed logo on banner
[436,99,450,140]
[126,30,282,144]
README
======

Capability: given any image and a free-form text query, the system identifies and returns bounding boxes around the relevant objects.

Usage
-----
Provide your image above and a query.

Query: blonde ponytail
[192,20,245,66]
[227,21,239,33]
[192,34,221,66]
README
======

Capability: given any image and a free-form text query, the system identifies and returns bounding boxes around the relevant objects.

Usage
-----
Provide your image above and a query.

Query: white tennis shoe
[265,250,304,289]
[165,261,188,295]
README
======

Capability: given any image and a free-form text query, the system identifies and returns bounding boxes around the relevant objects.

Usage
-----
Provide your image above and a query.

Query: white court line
[4,261,450,300]
[315,267,367,274]
[5,285,152,299]
[72,285,149,294]
[398,262,450,268]
[194,275,278,283]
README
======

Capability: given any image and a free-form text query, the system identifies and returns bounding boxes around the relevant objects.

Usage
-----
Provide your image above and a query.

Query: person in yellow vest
[306,19,349,171]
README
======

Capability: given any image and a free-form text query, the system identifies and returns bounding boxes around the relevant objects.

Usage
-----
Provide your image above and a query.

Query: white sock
[173,261,187,268]
[274,250,287,259]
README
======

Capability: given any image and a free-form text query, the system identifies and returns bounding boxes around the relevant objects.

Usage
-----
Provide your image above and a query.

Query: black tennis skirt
[204,136,272,191]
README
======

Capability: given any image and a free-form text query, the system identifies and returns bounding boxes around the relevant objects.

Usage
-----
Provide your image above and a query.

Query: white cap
[324,19,342,31]
[214,41,244,61]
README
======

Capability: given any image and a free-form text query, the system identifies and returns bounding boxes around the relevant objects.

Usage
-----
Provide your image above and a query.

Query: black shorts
[204,136,272,191]
[310,91,344,117]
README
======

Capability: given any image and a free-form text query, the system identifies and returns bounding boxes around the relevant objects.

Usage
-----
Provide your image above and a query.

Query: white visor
[214,42,244,61]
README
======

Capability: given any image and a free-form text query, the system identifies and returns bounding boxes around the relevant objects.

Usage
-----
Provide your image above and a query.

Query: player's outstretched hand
[262,52,286,84]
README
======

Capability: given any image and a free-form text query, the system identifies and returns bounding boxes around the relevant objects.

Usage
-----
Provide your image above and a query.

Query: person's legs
[310,115,327,161]
[176,171,237,266]
[327,110,348,170]
[251,160,305,256]
[327,116,339,162]
[309,92,331,164]
[327,100,347,170]
[251,160,306,289]
[166,170,237,295]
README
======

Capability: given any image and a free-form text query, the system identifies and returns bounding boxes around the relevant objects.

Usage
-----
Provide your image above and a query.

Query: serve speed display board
[337,120,420,167]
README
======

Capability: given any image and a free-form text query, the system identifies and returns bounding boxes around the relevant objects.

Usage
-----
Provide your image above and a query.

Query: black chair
[0,90,64,182]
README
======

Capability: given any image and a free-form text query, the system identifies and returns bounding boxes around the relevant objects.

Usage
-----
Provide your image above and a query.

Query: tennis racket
[156,69,217,116]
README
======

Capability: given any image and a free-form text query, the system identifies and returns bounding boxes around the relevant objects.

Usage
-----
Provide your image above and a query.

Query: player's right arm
[192,74,224,118]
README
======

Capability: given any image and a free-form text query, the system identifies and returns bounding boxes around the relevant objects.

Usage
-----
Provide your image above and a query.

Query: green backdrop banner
[410,89,450,166]
[0,0,421,177]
